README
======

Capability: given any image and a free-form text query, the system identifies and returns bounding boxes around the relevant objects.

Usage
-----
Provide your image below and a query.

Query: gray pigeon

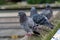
[32,14,54,29]
[18,11,40,35]
[41,4,53,19]
[30,7,54,29]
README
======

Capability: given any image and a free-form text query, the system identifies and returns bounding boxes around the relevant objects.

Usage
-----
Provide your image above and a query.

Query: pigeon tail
[44,21,54,29]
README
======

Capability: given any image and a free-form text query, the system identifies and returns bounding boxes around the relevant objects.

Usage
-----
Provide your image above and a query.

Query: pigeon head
[18,11,27,23]
[30,7,38,17]
[46,4,51,10]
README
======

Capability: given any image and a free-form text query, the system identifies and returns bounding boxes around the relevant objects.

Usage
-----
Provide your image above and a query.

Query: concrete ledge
[0,3,60,10]
[0,6,60,10]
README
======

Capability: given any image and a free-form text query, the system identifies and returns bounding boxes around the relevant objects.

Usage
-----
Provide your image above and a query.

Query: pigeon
[32,14,54,29]
[18,11,40,36]
[30,7,54,29]
[41,4,53,20]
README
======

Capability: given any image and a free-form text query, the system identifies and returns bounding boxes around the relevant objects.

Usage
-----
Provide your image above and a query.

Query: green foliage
[42,22,60,40]
[27,0,45,4]
[46,0,55,3]
[27,0,55,4]
[27,0,36,4]
[39,0,46,4]
[0,0,6,5]
[57,0,60,2]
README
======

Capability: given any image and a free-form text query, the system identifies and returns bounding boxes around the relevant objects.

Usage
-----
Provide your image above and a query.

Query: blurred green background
[0,0,60,5]
[27,0,56,4]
